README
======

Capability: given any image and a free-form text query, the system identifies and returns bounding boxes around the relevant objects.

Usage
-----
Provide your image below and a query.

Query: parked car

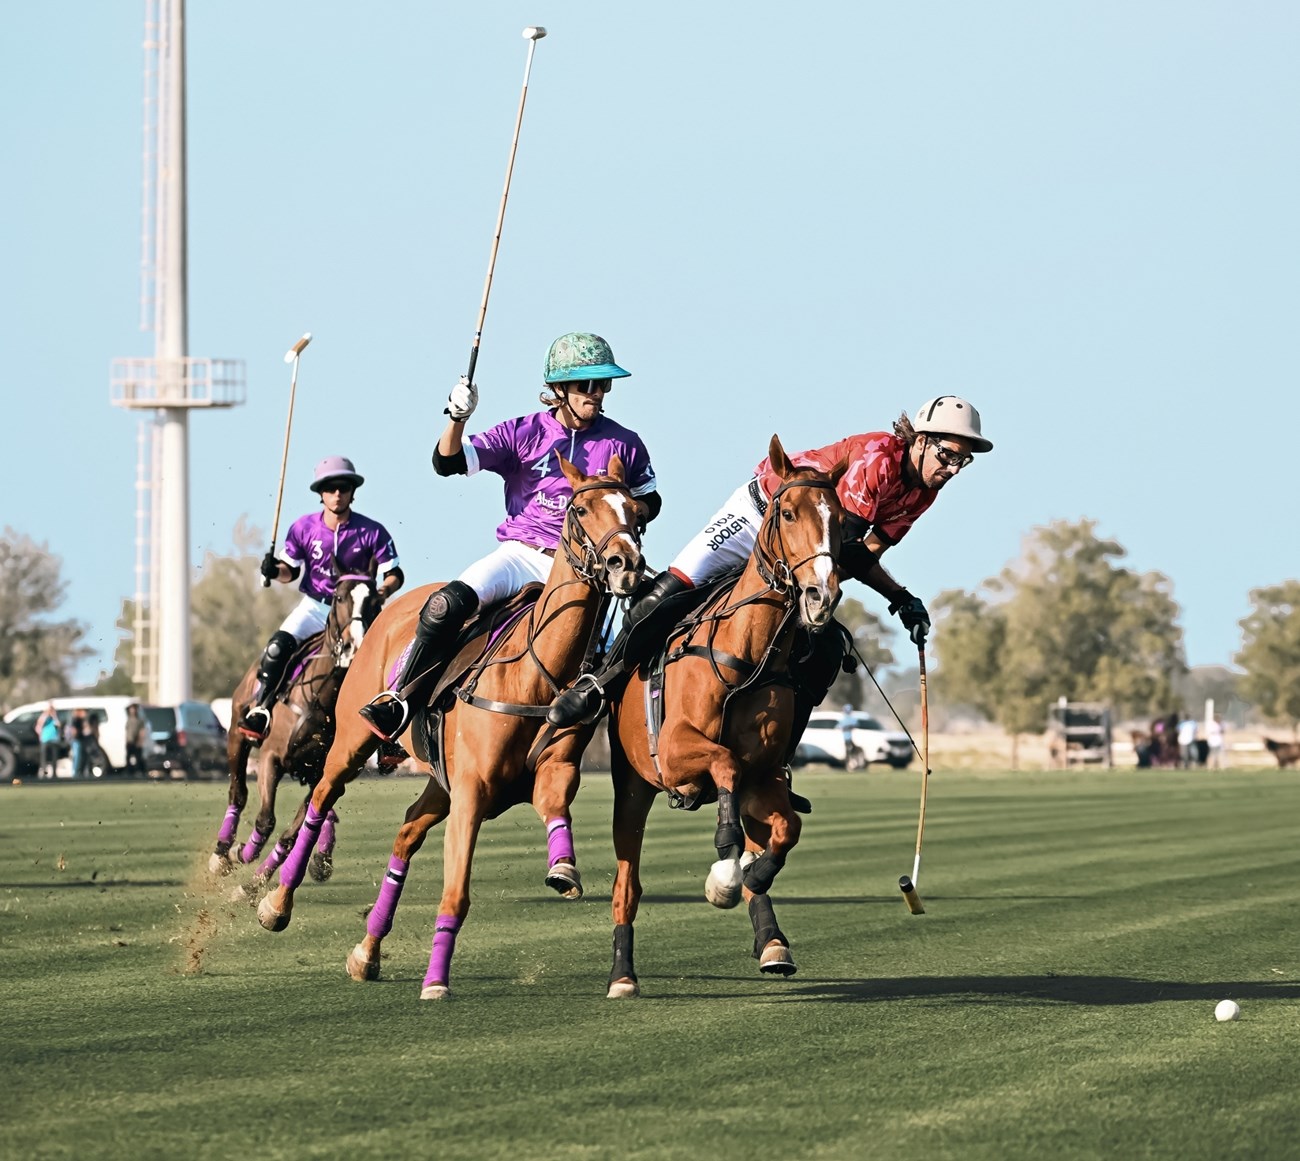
[143,701,228,779]
[793,710,913,769]
[0,722,25,780]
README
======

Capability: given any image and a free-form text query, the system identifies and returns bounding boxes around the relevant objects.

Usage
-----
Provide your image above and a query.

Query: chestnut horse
[256,457,645,999]
[604,436,845,998]
[208,574,382,883]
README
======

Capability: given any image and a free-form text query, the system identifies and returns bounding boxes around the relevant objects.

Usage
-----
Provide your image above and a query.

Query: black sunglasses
[318,480,355,494]
[927,438,973,471]
[569,379,613,396]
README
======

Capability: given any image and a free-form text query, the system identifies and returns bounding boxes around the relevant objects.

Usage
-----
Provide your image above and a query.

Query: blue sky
[3,2,1297,684]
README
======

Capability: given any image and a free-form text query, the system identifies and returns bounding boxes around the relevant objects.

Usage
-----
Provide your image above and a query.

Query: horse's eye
[573,505,587,517]
[781,506,795,522]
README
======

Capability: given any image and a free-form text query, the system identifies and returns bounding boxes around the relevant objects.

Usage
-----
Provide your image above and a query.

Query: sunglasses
[318,481,355,494]
[569,379,613,396]
[927,438,973,471]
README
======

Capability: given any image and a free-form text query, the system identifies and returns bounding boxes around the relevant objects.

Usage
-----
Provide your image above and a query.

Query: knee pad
[418,580,479,636]
[261,631,297,667]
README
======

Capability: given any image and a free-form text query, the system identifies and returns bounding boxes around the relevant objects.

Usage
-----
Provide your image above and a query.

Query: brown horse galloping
[604,435,845,998]
[208,574,382,882]
[256,457,645,999]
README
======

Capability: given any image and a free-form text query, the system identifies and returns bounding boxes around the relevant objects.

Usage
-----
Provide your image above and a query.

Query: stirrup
[358,691,410,742]
[546,674,605,728]
[238,706,271,742]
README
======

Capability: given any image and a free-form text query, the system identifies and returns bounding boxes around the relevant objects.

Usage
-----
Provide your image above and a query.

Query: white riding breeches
[667,479,764,587]
[458,541,555,606]
[279,595,331,641]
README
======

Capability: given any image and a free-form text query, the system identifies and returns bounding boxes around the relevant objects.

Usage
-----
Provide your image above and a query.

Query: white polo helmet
[912,396,992,453]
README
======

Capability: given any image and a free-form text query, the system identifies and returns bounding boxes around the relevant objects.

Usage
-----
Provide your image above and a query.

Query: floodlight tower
[111,0,246,704]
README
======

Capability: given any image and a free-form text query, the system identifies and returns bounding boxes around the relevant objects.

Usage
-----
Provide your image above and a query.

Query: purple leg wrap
[240,828,270,864]
[546,817,576,867]
[278,803,325,888]
[319,810,338,854]
[258,842,288,878]
[366,855,410,939]
[217,805,241,847]
[423,913,462,989]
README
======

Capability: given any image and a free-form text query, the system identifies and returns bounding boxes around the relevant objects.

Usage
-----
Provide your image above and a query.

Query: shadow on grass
[0,878,183,890]
[782,974,1300,1006]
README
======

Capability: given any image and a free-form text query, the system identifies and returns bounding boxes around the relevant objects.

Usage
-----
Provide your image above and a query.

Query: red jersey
[753,432,936,546]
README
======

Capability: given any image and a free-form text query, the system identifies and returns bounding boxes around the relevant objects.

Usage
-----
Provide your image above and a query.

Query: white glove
[445,376,478,422]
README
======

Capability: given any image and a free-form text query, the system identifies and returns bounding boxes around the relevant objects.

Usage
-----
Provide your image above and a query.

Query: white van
[4,696,156,777]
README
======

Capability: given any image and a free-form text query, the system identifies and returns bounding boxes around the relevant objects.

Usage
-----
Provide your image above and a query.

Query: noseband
[329,575,375,664]
[560,479,642,585]
[755,477,839,594]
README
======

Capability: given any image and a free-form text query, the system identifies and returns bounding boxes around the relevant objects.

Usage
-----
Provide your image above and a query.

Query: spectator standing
[124,704,147,776]
[36,702,61,780]
[79,711,102,777]
[1206,714,1225,769]
[66,709,87,779]
[1177,715,1200,769]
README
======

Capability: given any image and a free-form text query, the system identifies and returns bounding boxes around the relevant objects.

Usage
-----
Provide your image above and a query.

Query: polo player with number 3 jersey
[358,332,662,744]
[546,394,994,729]
[239,456,404,742]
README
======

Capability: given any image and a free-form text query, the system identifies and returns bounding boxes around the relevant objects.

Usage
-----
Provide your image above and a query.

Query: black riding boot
[358,581,479,741]
[547,571,693,728]
[239,630,299,741]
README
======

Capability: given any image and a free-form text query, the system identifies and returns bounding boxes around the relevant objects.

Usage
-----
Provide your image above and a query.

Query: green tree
[933,519,1186,766]
[0,528,92,711]
[1236,581,1300,733]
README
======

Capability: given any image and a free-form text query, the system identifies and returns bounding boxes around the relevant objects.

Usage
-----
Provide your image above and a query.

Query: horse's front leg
[739,778,802,977]
[608,753,657,999]
[209,727,254,875]
[418,781,490,1000]
[236,751,281,866]
[256,724,377,933]
[704,751,747,910]
[346,777,450,982]
[532,752,583,900]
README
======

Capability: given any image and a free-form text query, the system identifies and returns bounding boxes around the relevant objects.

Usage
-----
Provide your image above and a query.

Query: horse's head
[558,454,645,598]
[329,574,382,668]
[755,434,847,630]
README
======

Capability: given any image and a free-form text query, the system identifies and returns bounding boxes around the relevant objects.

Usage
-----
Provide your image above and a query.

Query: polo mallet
[899,643,931,914]
[264,332,312,587]
[463,26,547,388]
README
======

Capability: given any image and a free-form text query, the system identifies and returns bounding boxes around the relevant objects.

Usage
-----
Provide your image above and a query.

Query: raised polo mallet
[899,643,931,914]
[462,26,547,388]
[264,332,312,587]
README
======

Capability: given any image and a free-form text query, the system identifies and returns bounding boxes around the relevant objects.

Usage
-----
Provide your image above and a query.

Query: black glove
[889,592,931,647]
[260,552,281,582]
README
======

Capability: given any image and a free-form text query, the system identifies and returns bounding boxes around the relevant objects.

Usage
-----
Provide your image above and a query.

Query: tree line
[2,520,1298,738]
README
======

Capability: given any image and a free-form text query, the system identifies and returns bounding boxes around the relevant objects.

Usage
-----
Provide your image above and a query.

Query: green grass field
[2,767,1297,1160]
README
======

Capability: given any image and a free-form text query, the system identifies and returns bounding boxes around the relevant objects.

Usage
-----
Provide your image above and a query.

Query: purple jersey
[466,410,657,549]
[281,510,399,603]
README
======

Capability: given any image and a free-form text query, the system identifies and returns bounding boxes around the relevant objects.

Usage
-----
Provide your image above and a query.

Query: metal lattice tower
[110,0,246,704]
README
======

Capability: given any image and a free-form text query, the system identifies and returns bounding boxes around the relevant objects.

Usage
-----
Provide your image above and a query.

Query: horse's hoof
[308,852,334,883]
[704,858,743,909]
[346,943,380,982]
[544,862,583,900]
[420,983,451,1001]
[208,852,233,876]
[256,894,292,932]
[759,940,797,977]
[607,978,640,999]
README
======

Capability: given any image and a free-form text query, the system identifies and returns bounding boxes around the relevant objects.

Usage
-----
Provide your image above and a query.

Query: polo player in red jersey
[547,395,994,731]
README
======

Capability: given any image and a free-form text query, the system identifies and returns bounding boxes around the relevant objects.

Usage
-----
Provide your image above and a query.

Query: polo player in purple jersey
[238,456,404,741]
[358,332,662,742]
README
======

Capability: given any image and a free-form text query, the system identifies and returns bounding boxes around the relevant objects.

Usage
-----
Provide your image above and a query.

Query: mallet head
[899,875,925,915]
[522,26,547,40]
[284,332,312,363]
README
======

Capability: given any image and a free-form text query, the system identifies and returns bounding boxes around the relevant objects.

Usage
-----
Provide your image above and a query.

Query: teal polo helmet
[543,332,630,383]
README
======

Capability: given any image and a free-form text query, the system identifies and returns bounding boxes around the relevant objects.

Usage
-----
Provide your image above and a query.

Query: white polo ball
[1214,999,1241,1022]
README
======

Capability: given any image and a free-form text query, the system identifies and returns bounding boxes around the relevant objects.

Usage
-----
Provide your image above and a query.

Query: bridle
[328,574,376,666]
[753,477,840,594]
[559,479,642,585]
